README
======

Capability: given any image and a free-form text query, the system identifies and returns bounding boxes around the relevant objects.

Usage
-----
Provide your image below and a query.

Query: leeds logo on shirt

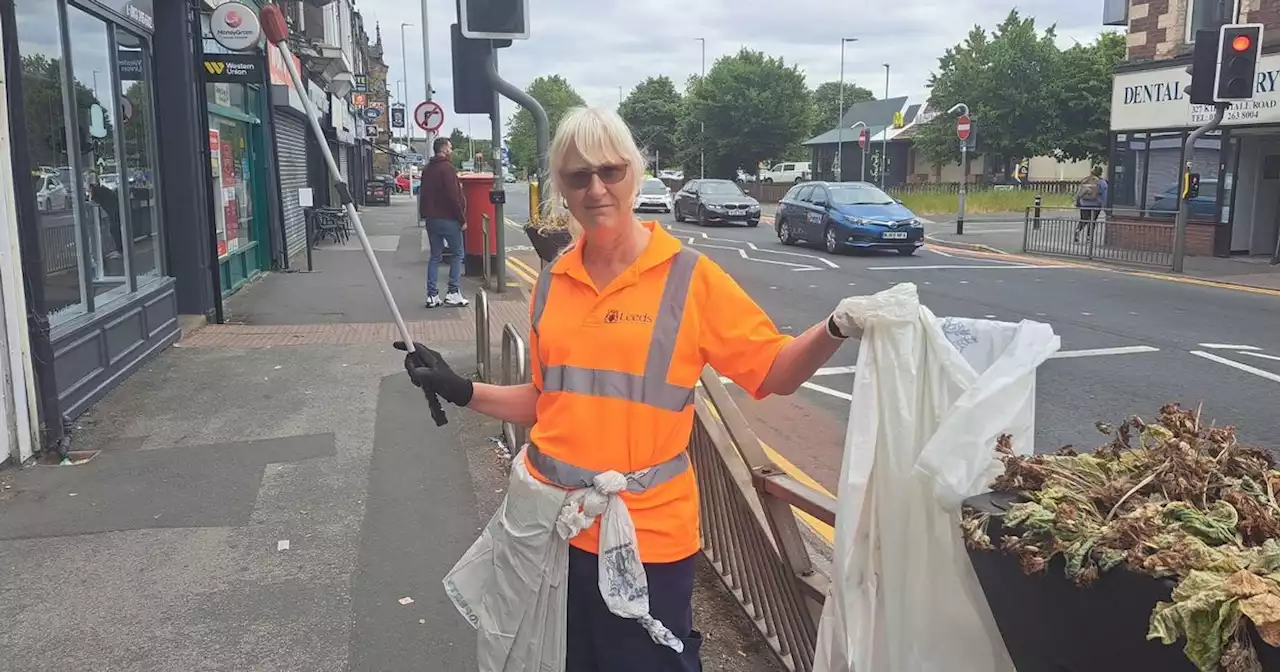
[603,309,653,325]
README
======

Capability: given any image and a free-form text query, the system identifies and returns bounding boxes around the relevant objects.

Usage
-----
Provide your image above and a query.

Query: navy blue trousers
[565,546,703,671]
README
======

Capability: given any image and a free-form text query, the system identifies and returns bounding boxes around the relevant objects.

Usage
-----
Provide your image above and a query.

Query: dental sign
[210,2,262,52]
[1112,54,1280,131]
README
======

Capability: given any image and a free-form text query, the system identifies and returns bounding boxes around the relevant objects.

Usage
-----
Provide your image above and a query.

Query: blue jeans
[425,218,464,296]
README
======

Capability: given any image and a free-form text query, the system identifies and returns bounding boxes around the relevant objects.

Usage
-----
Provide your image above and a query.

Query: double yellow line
[507,255,540,286]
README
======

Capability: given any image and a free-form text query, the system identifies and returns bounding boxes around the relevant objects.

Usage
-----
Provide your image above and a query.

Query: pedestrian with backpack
[1074,166,1108,243]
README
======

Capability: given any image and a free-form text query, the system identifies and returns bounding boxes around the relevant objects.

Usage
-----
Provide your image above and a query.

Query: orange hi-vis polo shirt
[525,220,793,564]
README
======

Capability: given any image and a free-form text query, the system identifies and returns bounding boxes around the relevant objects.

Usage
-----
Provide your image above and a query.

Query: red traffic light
[1232,34,1252,52]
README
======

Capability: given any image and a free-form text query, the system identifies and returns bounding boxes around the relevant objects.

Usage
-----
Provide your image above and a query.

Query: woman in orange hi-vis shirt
[395,107,868,672]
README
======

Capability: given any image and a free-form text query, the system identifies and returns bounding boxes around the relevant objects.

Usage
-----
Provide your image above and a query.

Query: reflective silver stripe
[541,365,696,412]
[531,247,703,411]
[527,442,690,493]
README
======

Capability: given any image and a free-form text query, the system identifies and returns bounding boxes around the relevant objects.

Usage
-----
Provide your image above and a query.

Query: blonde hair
[540,106,647,243]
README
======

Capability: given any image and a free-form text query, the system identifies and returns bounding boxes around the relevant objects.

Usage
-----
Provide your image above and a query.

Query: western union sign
[201,54,263,84]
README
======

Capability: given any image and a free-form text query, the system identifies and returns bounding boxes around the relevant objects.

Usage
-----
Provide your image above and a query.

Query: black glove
[392,341,475,407]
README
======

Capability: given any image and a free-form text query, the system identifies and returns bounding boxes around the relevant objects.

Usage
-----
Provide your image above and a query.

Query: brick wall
[1241,0,1280,30]
[1104,216,1215,256]
[1126,0,1173,61]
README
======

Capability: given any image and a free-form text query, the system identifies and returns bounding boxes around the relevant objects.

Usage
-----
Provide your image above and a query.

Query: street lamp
[401,22,414,143]
[881,63,890,189]
[848,120,868,183]
[695,37,706,179]
[837,37,858,182]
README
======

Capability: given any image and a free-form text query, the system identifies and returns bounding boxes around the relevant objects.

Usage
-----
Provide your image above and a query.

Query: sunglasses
[559,163,629,190]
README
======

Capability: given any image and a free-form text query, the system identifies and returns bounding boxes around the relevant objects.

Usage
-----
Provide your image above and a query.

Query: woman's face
[558,150,634,231]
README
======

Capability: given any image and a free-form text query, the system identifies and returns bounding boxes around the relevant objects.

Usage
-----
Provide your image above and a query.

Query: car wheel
[898,247,918,256]
[795,176,803,183]
[778,219,795,245]
[825,225,841,254]
[697,205,707,226]
[763,178,774,184]
[673,203,684,222]
[746,219,759,228]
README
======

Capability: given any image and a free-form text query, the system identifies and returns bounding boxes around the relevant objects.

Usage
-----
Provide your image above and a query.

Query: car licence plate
[882,231,908,240]
[729,209,746,216]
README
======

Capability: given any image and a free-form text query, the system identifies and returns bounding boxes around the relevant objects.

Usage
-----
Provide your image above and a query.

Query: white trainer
[425,294,443,308]
[443,291,469,307]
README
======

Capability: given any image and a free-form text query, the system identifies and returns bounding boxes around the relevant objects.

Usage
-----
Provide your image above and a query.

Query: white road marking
[930,248,956,258]
[801,381,853,401]
[1049,345,1160,359]
[743,241,839,267]
[1081,312,1092,316]
[813,365,857,376]
[1198,343,1262,351]
[984,314,996,318]
[1242,351,1280,363]
[867,264,1070,271]
[1191,351,1280,384]
[794,267,824,272]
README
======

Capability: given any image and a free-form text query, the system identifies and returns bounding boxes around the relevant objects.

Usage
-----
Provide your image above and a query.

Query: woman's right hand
[392,341,475,407]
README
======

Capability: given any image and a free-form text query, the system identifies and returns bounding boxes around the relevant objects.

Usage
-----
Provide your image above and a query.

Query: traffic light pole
[485,48,551,276]
[1172,103,1228,273]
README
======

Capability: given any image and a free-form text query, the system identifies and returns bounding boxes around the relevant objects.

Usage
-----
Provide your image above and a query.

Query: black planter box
[525,225,572,265]
[963,492,1280,671]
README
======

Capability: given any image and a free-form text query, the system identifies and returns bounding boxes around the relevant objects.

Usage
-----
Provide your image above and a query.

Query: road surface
[502,182,1280,496]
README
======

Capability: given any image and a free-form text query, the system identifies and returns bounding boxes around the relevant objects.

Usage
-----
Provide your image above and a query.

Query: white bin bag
[812,282,1060,672]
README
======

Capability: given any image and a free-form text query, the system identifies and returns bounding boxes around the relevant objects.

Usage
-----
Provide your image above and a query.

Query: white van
[760,161,811,183]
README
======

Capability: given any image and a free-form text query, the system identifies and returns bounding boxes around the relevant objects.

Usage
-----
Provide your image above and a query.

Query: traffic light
[1184,30,1220,106]
[450,24,495,115]
[1215,24,1263,102]
[1183,172,1201,200]
[459,0,529,40]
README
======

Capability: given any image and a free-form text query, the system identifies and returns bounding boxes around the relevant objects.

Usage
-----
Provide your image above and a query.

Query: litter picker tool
[260,4,447,426]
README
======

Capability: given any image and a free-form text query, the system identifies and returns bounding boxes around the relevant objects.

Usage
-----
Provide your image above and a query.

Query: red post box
[460,172,498,277]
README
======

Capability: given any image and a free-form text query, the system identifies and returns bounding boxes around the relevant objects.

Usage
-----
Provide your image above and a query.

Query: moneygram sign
[210,1,262,52]
[1111,54,1280,131]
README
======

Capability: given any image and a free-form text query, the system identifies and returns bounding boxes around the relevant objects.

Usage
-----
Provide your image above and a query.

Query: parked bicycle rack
[500,324,529,450]
[474,289,491,383]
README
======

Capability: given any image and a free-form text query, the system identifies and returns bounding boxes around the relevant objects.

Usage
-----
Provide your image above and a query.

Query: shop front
[5,0,180,424]
[267,46,311,267]
[201,7,272,295]
[1110,52,1280,258]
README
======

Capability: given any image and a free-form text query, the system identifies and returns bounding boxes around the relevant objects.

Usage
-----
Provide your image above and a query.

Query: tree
[675,49,812,179]
[445,127,493,170]
[914,10,1064,177]
[1054,32,1125,164]
[809,80,875,136]
[506,75,585,171]
[618,76,681,168]
[21,55,104,170]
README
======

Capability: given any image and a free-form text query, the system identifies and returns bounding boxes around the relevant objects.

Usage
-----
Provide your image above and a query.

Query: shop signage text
[354,74,368,93]
[210,1,262,52]
[203,54,263,84]
[90,0,154,32]
[1112,54,1280,131]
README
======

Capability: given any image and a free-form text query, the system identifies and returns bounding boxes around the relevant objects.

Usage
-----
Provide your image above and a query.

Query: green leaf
[1148,571,1243,671]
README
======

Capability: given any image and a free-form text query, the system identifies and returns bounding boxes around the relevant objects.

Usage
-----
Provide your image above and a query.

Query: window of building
[14,0,164,328]
[1187,0,1233,43]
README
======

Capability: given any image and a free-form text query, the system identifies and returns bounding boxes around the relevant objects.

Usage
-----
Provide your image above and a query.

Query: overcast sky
[357,0,1117,142]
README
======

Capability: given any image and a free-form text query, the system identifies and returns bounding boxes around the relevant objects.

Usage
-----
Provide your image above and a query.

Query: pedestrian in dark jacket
[418,137,469,307]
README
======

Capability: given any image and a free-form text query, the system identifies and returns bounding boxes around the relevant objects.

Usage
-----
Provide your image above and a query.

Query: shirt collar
[551,221,683,289]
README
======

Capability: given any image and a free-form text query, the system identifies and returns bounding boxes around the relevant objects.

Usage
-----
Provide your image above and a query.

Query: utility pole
[881,63,890,189]
[400,23,413,146]
[1174,104,1228,272]
[419,2,434,153]
[837,37,857,182]
[696,37,705,179]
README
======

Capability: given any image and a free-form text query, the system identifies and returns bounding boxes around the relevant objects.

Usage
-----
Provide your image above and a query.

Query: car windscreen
[829,185,895,206]
[640,180,666,195]
[699,181,743,196]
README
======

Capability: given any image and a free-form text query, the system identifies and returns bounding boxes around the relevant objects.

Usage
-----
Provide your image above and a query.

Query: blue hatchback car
[775,181,924,255]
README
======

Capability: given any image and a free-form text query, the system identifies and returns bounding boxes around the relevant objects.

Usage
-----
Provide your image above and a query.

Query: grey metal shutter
[338,144,349,183]
[275,114,310,263]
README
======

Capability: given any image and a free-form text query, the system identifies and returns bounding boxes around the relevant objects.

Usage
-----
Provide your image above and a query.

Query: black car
[673,179,761,227]
[365,178,391,206]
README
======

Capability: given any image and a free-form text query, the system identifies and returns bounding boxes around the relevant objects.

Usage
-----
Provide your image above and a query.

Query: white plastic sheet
[813,282,1061,672]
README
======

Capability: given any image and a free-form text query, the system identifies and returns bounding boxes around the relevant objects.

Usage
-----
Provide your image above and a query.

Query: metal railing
[481,214,492,289]
[474,289,491,383]
[500,324,529,450]
[1022,207,1177,269]
[486,314,836,671]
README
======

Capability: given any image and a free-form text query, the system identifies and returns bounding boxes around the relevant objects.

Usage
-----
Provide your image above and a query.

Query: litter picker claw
[260,3,447,426]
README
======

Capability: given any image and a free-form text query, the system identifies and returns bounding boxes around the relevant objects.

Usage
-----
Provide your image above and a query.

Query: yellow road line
[505,258,537,286]
[701,399,836,543]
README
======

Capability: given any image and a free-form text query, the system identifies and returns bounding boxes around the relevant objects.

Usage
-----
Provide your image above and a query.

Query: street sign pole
[951,104,971,235]
[420,0,435,153]
[1174,103,1228,273]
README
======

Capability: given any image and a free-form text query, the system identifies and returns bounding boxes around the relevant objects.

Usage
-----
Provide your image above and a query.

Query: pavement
[0,194,781,672]
[502,186,1280,542]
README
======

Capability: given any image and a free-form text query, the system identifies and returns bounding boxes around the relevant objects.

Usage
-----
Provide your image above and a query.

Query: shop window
[1111,133,1141,209]
[116,26,161,281]
[67,4,128,304]
[208,116,257,259]
[1187,0,1232,43]
[15,0,84,323]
